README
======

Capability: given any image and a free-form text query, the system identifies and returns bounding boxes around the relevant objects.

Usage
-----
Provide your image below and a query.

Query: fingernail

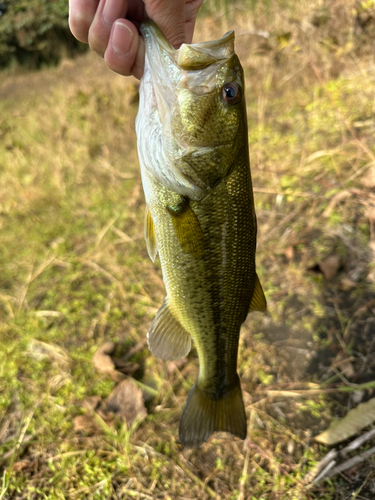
[112,21,134,55]
[102,0,123,25]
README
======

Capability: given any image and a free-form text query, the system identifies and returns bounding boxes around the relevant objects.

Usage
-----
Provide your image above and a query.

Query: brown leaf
[365,205,375,223]
[284,245,294,261]
[81,395,102,411]
[361,165,375,189]
[318,255,342,280]
[93,342,115,372]
[112,360,140,375]
[74,402,116,434]
[81,396,116,424]
[92,342,125,382]
[340,359,355,378]
[12,460,31,472]
[340,278,357,291]
[74,394,119,435]
[105,379,147,426]
[73,415,100,433]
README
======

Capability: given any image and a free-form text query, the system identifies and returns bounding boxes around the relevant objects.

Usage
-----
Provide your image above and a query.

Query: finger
[88,0,128,57]
[69,0,100,43]
[185,0,204,43]
[130,36,145,80]
[144,0,186,49]
[104,19,143,77]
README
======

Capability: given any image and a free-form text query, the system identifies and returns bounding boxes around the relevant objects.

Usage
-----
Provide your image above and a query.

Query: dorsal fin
[249,274,267,312]
[148,298,191,361]
[144,206,158,262]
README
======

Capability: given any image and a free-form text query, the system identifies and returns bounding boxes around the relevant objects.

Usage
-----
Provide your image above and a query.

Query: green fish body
[136,22,266,448]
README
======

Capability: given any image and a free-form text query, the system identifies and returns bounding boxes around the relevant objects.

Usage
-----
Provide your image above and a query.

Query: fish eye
[222,83,240,104]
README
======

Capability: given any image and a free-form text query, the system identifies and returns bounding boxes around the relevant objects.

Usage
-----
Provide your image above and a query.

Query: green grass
[1,1,375,498]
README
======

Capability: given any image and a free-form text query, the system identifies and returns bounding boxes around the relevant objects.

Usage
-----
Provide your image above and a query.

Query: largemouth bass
[136,21,266,448]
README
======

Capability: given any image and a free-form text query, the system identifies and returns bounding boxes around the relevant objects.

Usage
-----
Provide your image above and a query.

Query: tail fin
[179,375,247,448]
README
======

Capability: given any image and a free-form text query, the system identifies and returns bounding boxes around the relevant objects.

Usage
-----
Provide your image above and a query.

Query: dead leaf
[74,398,116,434]
[318,255,342,280]
[74,415,99,433]
[315,397,375,445]
[105,379,147,426]
[81,395,102,411]
[340,359,355,378]
[284,245,294,261]
[361,165,375,188]
[12,460,31,472]
[340,278,357,291]
[112,360,140,375]
[82,396,116,423]
[93,342,115,372]
[365,206,375,223]
[92,342,125,382]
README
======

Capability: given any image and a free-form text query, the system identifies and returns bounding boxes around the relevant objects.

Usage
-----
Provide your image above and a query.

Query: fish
[135,21,266,448]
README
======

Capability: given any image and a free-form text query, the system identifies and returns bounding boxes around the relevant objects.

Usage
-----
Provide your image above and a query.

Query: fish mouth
[140,20,236,119]
[141,21,234,71]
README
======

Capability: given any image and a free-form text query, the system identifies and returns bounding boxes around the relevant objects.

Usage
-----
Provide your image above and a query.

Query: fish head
[174,41,244,150]
[137,22,247,200]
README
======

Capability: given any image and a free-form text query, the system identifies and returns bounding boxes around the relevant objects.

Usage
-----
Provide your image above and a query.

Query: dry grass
[1,1,375,498]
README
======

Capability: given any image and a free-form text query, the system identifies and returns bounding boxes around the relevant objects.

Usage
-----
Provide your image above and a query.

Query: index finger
[144,0,186,49]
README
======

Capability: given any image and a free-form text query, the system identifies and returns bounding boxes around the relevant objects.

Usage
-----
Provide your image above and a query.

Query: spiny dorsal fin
[148,298,191,361]
[166,198,205,259]
[249,274,267,312]
[144,206,158,262]
[179,374,246,448]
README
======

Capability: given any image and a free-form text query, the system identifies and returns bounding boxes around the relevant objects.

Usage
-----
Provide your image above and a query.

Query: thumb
[144,0,187,49]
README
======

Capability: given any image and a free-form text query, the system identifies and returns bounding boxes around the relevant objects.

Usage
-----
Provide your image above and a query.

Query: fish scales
[136,21,266,447]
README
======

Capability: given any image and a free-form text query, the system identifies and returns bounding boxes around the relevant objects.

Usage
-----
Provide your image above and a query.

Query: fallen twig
[304,449,338,484]
[341,428,375,455]
[307,430,375,485]
[319,445,375,482]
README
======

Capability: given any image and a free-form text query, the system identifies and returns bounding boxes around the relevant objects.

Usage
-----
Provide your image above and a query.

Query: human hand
[69,0,203,79]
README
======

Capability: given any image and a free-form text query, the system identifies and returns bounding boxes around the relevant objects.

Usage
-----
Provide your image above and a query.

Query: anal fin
[144,206,158,262]
[249,273,267,312]
[148,298,191,361]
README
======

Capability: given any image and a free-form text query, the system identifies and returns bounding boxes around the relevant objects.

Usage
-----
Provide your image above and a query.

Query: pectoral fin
[148,297,191,361]
[167,198,205,259]
[249,274,267,312]
[144,206,158,262]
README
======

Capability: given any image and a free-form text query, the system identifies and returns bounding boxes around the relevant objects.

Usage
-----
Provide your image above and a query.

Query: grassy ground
[1,1,375,498]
